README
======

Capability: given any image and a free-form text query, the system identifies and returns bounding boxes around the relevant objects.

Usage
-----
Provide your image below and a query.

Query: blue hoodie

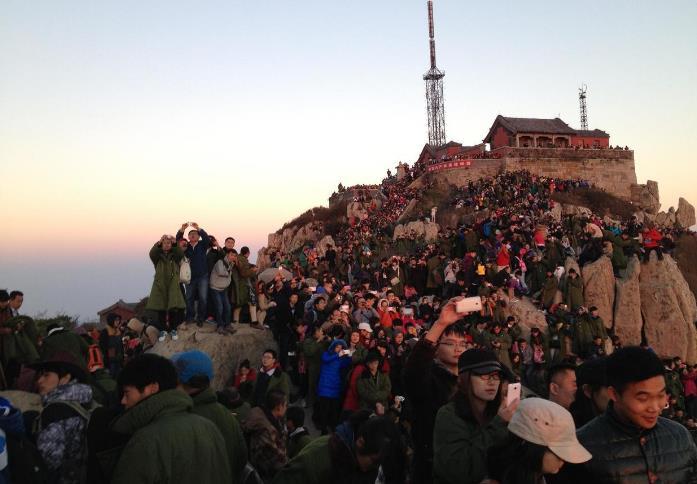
[317,339,351,399]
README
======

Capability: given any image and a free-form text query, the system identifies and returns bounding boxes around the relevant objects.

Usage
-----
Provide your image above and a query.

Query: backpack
[180,257,191,284]
[87,344,104,372]
[6,431,49,484]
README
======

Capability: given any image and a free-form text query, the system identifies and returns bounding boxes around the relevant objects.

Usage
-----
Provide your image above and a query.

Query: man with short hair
[244,389,288,482]
[176,221,211,325]
[251,349,290,407]
[568,346,697,482]
[172,350,247,482]
[110,354,231,483]
[8,290,23,317]
[547,362,577,410]
[404,298,467,484]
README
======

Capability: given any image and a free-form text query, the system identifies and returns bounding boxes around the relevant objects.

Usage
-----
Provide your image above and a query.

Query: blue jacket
[317,340,351,399]
[176,228,210,279]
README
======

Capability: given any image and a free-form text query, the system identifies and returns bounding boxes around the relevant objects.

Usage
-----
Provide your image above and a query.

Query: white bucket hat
[508,398,592,464]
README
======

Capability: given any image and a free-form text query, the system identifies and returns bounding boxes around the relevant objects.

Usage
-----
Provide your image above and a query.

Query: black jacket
[404,338,457,483]
[569,403,697,483]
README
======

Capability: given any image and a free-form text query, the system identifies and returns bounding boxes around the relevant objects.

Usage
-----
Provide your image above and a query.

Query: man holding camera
[176,222,211,325]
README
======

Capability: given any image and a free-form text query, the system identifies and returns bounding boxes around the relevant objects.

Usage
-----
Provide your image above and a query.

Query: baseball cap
[171,350,214,384]
[508,398,591,464]
[358,322,373,333]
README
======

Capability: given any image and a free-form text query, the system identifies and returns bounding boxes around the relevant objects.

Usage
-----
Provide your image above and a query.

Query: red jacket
[642,228,662,249]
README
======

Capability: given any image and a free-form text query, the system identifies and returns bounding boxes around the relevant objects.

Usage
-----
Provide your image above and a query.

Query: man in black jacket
[404,298,466,484]
[567,346,697,483]
[176,221,211,324]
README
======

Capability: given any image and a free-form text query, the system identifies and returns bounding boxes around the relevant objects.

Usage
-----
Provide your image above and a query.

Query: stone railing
[493,146,634,161]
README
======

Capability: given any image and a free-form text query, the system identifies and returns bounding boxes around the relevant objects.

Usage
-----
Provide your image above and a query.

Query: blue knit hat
[171,350,214,384]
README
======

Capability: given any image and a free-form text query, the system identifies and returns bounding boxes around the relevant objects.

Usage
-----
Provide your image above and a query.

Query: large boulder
[631,180,661,214]
[613,256,642,346]
[405,220,426,238]
[288,223,321,253]
[639,254,697,363]
[424,222,440,242]
[548,203,562,223]
[502,297,547,340]
[256,247,273,271]
[315,235,336,256]
[347,202,369,222]
[397,199,418,222]
[392,224,406,240]
[676,197,696,228]
[562,204,592,218]
[582,255,615,329]
[149,324,278,390]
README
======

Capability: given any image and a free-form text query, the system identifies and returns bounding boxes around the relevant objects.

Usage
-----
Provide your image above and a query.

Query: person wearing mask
[175,222,211,326]
[109,354,231,483]
[244,389,289,482]
[568,346,697,482]
[404,298,465,484]
[546,363,577,410]
[432,348,519,484]
[483,398,591,484]
[171,350,247,483]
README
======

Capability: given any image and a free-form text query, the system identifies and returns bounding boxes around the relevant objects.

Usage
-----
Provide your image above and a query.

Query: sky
[1,0,696,321]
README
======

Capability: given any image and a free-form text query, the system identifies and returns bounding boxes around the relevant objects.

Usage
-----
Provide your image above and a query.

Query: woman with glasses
[433,349,520,484]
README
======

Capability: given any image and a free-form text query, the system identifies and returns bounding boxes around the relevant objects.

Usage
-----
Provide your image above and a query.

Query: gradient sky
[1,0,696,320]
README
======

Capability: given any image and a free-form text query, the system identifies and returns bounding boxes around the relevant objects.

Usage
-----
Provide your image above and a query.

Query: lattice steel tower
[424,0,446,148]
[579,84,588,130]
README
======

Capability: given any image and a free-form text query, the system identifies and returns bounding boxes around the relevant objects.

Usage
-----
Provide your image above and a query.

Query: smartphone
[402,307,414,316]
[455,296,483,314]
[506,383,521,406]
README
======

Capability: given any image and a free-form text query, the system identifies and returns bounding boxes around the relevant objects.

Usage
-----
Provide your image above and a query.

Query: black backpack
[6,432,49,484]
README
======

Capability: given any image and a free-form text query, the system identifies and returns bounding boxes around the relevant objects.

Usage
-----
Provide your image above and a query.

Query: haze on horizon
[1,0,696,321]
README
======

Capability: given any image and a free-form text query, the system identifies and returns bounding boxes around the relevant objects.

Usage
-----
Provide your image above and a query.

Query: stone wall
[415,151,637,200]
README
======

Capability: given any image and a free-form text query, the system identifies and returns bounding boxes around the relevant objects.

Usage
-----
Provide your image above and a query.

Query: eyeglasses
[475,372,502,381]
[439,341,469,349]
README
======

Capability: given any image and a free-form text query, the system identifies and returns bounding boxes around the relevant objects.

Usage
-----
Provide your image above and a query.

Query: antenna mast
[579,84,588,130]
[423,0,446,148]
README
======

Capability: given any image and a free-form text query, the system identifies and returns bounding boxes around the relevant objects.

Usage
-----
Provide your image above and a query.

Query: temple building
[484,115,610,150]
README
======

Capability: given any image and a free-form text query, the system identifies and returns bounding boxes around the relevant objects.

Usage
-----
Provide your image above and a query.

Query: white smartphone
[455,296,483,314]
[506,383,521,406]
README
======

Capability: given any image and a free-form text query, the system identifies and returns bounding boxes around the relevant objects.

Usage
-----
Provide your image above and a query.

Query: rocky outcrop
[655,208,677,228]
[150,324,278,390]
[548,203,562,222]
[613,256,643,346]
[347,201,372,223]
[393,221,440,242]
[639,254,697,362]
[582,256,615,329]
[315,235,336,256]
[562,204,592,218]
[631,180,660,214]
[676,198,696,228]
[502,297,547,339]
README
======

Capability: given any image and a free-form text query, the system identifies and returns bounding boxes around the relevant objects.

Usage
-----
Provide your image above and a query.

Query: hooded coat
[35,381,95,484]
[110,389,231,484]
[191,387,248,483]
[145,243,186,311]
[317,340,352,399]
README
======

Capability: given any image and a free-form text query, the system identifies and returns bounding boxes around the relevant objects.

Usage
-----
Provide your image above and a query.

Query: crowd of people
[1,164,697,483]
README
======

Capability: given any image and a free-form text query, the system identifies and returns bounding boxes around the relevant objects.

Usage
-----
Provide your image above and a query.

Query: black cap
[458,349,504,375]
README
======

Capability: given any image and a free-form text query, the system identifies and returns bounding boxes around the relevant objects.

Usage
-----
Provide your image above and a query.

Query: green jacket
[251,368,291,404]
[40,327,90,368]
[271,435,333,484]
[110,389,231,484]
[541,277,558,309]
[232,255,255,307]
[191,388,248,483]
[356,371,392,410]
[145,244,186,311]
[490,332,512,370]
[564,275,585,311]
[573,315,595,356]
[287,428,313,460]
[433,401,508,484]
[1,316,39,365]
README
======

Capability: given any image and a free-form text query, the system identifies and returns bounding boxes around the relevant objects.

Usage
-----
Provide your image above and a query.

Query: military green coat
[145,244,185,311]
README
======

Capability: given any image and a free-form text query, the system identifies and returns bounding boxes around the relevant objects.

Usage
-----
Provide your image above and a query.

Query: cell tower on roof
[579,84,588,130]
[423,0,446,148]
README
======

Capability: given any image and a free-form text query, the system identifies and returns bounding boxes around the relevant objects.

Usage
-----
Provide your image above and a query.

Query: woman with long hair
[483,398,591,484]
[432,349,519,484]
